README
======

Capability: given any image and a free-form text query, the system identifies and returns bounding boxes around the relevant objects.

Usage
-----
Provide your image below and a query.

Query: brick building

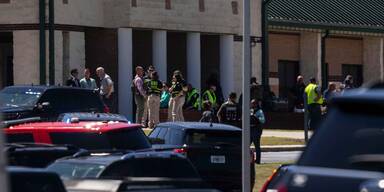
[0,0,383,120]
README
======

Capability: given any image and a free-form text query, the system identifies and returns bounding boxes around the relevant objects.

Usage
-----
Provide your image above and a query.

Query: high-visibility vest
[147,80,162,95]
[203,90,217,107]
[305,83,324,105]
[187,88,200,109]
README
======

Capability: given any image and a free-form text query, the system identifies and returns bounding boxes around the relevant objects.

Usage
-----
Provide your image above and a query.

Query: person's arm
[135,78,146,97]
[106,79,114,98]
[314,86,321,101]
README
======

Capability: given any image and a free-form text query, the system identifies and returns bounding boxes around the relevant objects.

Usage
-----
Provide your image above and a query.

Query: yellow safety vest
[203,90,217,107]
[305,83,324,105]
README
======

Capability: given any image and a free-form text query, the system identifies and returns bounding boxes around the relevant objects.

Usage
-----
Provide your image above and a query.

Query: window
[186,130,241,146]
[49,129,151,150]
[6,133,34,143]
[47,162,106,179]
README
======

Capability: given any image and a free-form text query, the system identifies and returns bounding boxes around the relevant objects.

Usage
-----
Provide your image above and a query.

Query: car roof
[332,89,384,104]
[1,85,95,93]
[157,122,241,132]
[59,113,128,123]
[55,151,186,166]
[5,121,142,133]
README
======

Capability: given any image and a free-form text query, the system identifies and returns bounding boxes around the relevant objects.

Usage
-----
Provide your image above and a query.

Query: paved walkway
[262,130,313,139]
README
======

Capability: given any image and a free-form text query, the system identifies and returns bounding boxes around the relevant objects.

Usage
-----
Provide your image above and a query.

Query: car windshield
[0,87,43,108]
[299,104,384,171]
[47,162,106,179]
[102,158,199,179]
[49,128,151,150]
[186,130,241,146]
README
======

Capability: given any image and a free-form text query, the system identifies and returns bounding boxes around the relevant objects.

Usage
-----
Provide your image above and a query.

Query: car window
[299,106,384,171]
[47,162,106,179]
[10,172,66,192]
[6,133,34,143]
[157,128,168,140]
[149,127,161,138]
[101,158,199,179]
[185,130,241,146]
[49,128,151,150]
[0,87,43,108]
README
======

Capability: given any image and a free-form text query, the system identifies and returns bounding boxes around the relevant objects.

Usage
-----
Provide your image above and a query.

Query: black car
[5,143,83,168]
[8,166,67,192]
[0,86,106,121]
[148,122,255,191]
[265,88,384,192]
[47,151,203,181]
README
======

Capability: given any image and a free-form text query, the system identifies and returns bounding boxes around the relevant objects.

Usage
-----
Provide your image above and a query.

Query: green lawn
[261,137,305,146]
[254,163,288,192]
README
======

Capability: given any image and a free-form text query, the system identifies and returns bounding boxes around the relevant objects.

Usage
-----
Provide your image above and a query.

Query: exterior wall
[56,0,105,27]
[13,31,39,84]
[269,33,300,94]
[69,32,85,78]
[326,38,363,78]
[363,37,384,83]
[300,32,321,84]
[0,1,38,24]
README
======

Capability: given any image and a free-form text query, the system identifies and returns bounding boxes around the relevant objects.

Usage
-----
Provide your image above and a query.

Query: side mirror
[149,137,165,145]
[37,102,51,110]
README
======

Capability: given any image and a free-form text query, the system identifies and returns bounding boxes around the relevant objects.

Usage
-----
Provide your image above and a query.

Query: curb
[260,146,305,152]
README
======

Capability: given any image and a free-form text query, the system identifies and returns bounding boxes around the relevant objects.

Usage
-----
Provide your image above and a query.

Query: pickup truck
[265,88,384,192]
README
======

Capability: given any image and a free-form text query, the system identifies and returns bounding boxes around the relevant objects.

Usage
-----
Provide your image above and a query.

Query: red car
[4,122,151,151]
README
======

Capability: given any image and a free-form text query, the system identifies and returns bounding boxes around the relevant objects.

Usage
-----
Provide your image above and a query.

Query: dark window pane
[6,133,34,143]
[186,130,241,146]
[47,162,106,179]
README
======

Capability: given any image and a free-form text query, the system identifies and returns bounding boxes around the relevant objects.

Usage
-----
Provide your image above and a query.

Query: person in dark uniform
[250,99,265,164]
[217,92,241,127]
[169,74,188,122]
[66,69,80,87]
[200,101,217,123]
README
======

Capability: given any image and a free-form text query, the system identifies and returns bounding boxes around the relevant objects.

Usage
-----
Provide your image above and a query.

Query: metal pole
[242,0,251,191]
[39,0,46,85]
[48,0,55,85]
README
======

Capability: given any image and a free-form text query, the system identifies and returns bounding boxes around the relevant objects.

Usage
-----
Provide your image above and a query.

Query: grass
[261,137,305,146]
[254,162,289,192]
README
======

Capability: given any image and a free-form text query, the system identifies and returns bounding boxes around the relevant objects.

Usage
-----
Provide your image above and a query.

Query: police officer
[145,71,163,128]
[202,84,218,110]
[169,74,187,122]
[184,84,200,110]
[304,77,323,130]
[217,92,240,127]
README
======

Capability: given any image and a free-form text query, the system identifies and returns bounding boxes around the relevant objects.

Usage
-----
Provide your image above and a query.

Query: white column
[187,33,201,91]
[220,35,235,98]
[363,37,384,82]
[118,28,133,121]
[300,32,322,85]
[152,30,167,80]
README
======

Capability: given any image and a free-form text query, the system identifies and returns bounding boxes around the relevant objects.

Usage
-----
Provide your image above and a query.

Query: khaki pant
[171,96,185,122]
[148,94,160,128]
[142,96,149,125]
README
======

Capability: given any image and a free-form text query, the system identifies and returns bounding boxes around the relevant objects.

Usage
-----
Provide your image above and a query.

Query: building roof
[268,0,384,33]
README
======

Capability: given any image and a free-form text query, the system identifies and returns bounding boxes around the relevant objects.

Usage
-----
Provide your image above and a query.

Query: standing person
[142,66,155,127]
[160,82,171,109]
[250,77,263,105]
[80,68,97,90]
[96,67,114,112]
[145,71,163,128]
[66,69,80,87]
[291,75,306,111]
[200,101,216,123]
[132,66,147,125]
[250,99,265,164]
[323,82,337,102]
[169,74,187,122]
[184,84,200,110]
[217,92,240,127]
[342,75,355,91]
[304,77,323,130]
[202,84,218,110]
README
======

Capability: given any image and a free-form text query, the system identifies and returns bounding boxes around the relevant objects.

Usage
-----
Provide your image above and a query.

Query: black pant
[251,127,262,164]
[308,104,322,130]
[102,93,115,113]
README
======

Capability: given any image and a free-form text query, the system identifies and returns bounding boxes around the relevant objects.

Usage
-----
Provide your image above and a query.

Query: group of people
[65,67,115,112]
[292,74,357,130]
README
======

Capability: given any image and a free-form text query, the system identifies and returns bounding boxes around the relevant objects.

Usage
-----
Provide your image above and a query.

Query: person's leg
[142,96,148,126]
[255,128,262,164]
[312,104,322,130]
[148,95,155,128]
[172,97,179,122]
[134,95,144,124]
[308,104,315,130]
[168,98,174,122]
[177,96,185,121]
[154,95,160,126]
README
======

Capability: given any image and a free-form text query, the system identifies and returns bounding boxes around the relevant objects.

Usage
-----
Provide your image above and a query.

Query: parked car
[4,121,151,150]
[64,179,222,192]
[47,151,206,186]
[8,166,67,192]
[264,88,384,192]
[259,164,291,192]
[148,122,255,191]
[58,112,128,123]
[0,85,107,121]
[5,143,83,168]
